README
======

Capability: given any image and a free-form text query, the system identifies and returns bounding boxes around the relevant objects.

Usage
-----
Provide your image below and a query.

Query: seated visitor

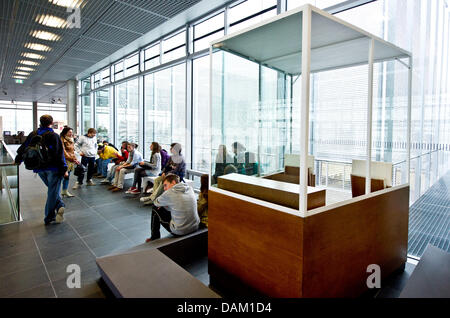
[140,142,186,205]
[96,143,119,178]
[231,141,258,176]
[146,173,199,242]
[197,174,209,228]
[109,143,142,192]
[126,142,162,195]
[100,141,129,184]
[212,144,234,184]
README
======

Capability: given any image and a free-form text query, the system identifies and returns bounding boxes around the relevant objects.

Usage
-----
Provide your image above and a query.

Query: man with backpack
[15,115,68,225]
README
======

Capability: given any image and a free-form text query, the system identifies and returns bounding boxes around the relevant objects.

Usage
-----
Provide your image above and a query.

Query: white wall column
[365,38,374,194]
[300,6,312,215]
[67,80,77,133]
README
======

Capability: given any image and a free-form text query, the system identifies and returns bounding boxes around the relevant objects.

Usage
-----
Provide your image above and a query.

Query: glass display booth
[208,4,412,297]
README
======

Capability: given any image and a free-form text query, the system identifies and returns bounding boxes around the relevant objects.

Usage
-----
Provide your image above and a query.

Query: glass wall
[193,55,212,171]
[95,88,112,142]
[81,94,92,134]
[78,0,449,209]
[144,63,186,158]
[0,101,33,134]
[115,79,139,144]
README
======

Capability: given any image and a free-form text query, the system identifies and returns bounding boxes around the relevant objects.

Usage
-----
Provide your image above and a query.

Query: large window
[0,101,33,134]
[162,30,186,64]
[143,43,160,70]
[95,88,112,142]
[193,12,225,52]
[37,103,67,124]
[125,54,139,77]
[144,63,186,158]
[82,94,92,134]
[192,56,211,171]
[228,0,277,33]
[115,78,139,144]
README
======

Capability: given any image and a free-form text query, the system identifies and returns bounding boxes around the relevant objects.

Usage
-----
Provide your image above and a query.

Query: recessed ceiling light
[43,82,57,86]
[30,30,61,41]
[48,0,84,8]
[18,60,39,66]
[15,71,30,76]
[21,52,45,59]
[24,43,52,52]
[12,75,27,79]
[35,14,67,28]
[17,66,35,71]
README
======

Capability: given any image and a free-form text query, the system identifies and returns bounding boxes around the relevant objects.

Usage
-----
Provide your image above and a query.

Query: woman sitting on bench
[141,143,186,205]
[126,142,162,194]
[109,143,142,192]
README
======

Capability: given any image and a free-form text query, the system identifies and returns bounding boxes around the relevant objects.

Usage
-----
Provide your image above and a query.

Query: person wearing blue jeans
[15,115,68,225]
[38,170,65,224]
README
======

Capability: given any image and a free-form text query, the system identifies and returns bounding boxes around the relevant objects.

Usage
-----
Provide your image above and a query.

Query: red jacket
[116,149,129,163]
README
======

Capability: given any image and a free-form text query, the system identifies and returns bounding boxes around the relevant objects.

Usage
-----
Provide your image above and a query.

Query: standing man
[146,173,199,242]
[73,128,97,189]
[15,115,68,225]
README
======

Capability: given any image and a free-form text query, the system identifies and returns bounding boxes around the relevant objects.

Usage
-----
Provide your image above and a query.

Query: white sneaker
[140,196,152,203]
[61,190,74,198]
[55,207,65,223]
[72,182,80,190]
[100,178,110,184]
[86,180,96,186]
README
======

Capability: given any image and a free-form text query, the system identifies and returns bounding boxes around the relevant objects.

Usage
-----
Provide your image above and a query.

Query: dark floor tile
[29,221,74,239]
[197,273,210,286]
[65,210,105,228]
[63,198,90,212]
[0,234,37,259]
[73,220,116,238]
[0,264,50,297]
[39,238,88,263]
[94,205,134,220]
[91,239,136,258]
[375,286,401,298]
[0,250,42,277]
[184,257,209,277]
[82,228,130,251]
[122,229,151,245]
[34,228,79,250]
[44,250,97,282]
[107,214,148,231]
[8,282,56,298]
[0,221,31,238]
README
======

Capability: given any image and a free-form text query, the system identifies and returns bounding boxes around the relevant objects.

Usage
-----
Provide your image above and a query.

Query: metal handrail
[0,140,17,167]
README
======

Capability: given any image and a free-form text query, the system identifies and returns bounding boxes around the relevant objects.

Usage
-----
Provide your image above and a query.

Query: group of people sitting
[58,126,207,242]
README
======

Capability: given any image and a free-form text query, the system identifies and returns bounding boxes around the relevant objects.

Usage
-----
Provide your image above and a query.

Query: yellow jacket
[99,145,119,160]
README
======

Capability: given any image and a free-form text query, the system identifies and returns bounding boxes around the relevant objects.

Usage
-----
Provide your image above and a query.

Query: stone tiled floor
[0,168,175,298]
[0,167,416,298]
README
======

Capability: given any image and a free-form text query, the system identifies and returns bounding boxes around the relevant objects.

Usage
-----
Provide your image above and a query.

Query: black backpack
[22,131,51,170]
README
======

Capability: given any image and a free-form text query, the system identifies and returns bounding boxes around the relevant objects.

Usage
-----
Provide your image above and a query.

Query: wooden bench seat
[96,228,216,298]
[97,248,219,298]
[217,173,325,210]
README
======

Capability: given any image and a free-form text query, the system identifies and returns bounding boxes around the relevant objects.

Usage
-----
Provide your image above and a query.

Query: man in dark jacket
[15,115,68,225]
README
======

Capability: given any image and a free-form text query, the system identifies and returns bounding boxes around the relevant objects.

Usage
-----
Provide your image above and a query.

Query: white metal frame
[208,4,413,218]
